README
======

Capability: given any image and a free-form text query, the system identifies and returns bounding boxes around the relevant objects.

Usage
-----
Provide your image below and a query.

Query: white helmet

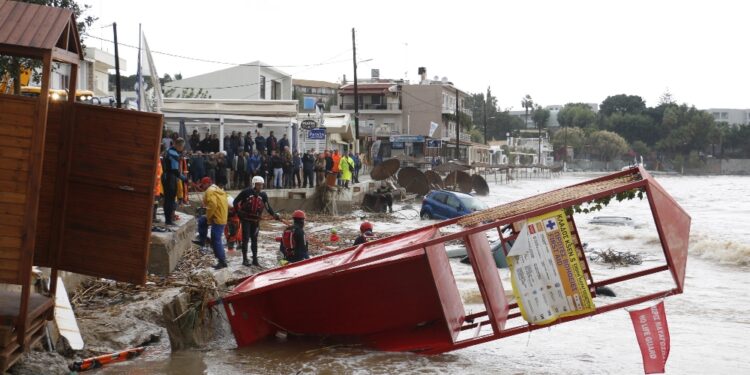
[252,176,265,185]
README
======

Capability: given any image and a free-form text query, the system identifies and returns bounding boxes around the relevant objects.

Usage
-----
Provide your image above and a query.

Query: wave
[689,234,750,266]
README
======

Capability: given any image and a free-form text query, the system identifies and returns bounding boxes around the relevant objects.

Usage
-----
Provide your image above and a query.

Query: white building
[704,108,750,126]
[44,47,125,96]
[163,61,292,100]
[510,103,599,128]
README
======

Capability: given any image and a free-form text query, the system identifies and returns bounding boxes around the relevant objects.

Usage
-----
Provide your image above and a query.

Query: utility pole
[563,122,568,165]
[455,89,460,161]
[113,22,122,108]
[352,28,359,152]
[483,94,487,145]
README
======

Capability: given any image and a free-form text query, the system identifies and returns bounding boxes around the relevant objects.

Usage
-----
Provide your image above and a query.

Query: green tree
[658,89,675,106]
[604,113,658,144]
[600,94,646,116]
[589,130,629,167]
[532,105,550,130]
[656,104,716,156]
[469,128,484,143]
[551,127,585,158]
[630,140,651,159]
[557,103,597,130]
[0,0,96,94]
[521,94,534,128]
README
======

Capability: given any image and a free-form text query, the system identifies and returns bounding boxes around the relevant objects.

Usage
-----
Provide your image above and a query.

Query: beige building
[293,79,339,113]
[334,69,482,163]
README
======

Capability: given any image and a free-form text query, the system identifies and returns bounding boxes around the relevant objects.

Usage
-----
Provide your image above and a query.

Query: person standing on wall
[254,129,266,156]
[292,150,302,188]
[270,150,283,189]
[352,152,362,183]
[234,176,280,266]
[331,149,341,186]
[163,138,188,225]
[339,150,354,189]
[302,149,315,188]
[267,131,278,155]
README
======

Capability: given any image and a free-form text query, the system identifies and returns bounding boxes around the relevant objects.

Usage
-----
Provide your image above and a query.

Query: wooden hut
[0,1,162,370]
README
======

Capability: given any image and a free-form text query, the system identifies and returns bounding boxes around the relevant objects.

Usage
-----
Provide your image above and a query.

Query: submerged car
[588,216,635,226]
[420,190,488,220]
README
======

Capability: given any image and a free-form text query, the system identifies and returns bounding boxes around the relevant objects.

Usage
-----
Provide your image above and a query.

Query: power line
[83,33,352,69]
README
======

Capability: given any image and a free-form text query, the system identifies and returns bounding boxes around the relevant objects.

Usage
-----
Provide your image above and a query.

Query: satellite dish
[388,85,399,93]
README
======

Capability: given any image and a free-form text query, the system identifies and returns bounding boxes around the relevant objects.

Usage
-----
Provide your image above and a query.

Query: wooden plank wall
[0,95,37,284]
[55,104,162,284]
[32,101,65,267]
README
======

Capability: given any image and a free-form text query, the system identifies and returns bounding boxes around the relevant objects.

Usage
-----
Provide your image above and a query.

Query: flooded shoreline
[11,175,750,375]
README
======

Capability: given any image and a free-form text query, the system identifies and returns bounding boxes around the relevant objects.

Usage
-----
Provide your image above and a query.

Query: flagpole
[136,23,142,111]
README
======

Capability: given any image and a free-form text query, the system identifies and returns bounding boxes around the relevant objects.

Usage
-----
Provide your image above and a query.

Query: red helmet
[360,221,373,233]
[292,210,306,220]
[200,177,213,186]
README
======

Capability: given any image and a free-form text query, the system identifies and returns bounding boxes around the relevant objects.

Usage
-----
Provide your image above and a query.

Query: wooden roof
[0,0,83,64]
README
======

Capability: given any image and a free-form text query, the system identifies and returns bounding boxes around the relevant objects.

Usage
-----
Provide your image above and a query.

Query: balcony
[339,102,401,111]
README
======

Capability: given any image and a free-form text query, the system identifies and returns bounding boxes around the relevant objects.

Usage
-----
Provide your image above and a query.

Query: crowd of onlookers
[161,129,366,190]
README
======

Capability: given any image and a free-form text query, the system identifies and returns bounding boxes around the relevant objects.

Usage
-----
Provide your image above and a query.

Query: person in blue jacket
[247,150,261,178]
[163,138,188,225]
[254,130,266,156]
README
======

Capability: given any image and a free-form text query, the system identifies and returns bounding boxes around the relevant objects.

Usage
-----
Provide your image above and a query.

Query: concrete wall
[720,158,750,174]
[149,214,197,276]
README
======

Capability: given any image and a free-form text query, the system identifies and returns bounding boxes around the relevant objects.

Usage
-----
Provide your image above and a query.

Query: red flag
[629,301,671,374]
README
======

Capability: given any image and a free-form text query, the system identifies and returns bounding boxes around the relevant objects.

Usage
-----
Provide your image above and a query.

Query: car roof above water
[429,190,475,199]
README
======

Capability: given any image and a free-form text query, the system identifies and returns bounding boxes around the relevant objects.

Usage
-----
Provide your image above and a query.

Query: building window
[271,80,281,100]
[60,74,69,90]
[260,75,266,99]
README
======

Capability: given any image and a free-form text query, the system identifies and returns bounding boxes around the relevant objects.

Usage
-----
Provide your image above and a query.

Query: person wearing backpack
[233,176,280,266]
[280,210,309,263]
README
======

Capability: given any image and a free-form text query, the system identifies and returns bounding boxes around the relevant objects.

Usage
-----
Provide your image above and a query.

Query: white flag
[138,30,163,112]
[429,121,439,137]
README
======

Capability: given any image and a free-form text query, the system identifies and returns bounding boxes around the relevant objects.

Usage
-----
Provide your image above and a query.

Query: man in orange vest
[153,153,163,222]
[331,149,341,186]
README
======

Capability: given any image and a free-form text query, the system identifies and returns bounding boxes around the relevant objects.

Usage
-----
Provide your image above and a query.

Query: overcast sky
[86,0,748,109]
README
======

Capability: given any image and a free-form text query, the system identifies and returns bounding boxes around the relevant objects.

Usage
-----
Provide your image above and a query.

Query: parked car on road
[420,190,488,220]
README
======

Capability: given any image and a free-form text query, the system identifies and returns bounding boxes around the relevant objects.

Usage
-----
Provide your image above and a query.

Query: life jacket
[281,226,295,257]
[239,193,265,221]
[225,213,242,242]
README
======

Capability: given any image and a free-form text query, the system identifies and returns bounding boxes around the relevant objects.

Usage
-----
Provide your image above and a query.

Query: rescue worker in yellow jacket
[196,178,229,269]
[338,151,355,188]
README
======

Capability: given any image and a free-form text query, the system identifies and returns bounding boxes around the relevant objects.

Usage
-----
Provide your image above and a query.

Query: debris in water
[590,248,643,267]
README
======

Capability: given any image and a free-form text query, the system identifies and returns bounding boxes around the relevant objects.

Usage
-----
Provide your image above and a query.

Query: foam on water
[689,234,750,266]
